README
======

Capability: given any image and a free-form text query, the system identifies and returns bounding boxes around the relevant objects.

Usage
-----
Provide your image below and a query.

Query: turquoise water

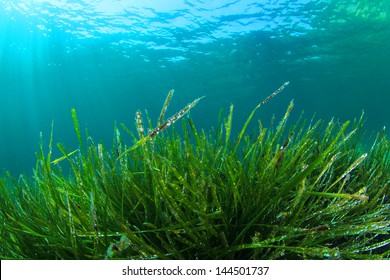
[0,0,389,175]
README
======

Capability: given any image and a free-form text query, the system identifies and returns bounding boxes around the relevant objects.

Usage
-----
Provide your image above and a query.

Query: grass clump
[0,83,389,260]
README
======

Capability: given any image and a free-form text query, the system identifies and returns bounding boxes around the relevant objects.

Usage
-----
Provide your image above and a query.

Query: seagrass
[0,84,389,260]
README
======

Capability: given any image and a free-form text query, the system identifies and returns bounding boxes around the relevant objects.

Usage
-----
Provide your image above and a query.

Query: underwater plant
[0,83,389,260]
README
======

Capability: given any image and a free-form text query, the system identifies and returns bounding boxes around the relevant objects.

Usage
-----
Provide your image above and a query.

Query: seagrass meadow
[0,83,389,260]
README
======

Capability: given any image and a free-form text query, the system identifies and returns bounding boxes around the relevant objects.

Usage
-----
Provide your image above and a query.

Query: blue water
[1,0,389,176]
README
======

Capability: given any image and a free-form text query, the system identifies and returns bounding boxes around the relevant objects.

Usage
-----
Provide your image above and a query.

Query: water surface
[0,0,389,175]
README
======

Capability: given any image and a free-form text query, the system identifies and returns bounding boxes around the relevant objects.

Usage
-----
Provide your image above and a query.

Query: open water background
[0,0,389,175]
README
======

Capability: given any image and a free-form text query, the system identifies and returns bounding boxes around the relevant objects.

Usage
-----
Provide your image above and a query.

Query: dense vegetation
[1,84,389,259]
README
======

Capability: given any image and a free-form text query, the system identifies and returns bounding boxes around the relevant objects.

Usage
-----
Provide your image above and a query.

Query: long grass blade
[157,89,174,126]
[234,81,289,152]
